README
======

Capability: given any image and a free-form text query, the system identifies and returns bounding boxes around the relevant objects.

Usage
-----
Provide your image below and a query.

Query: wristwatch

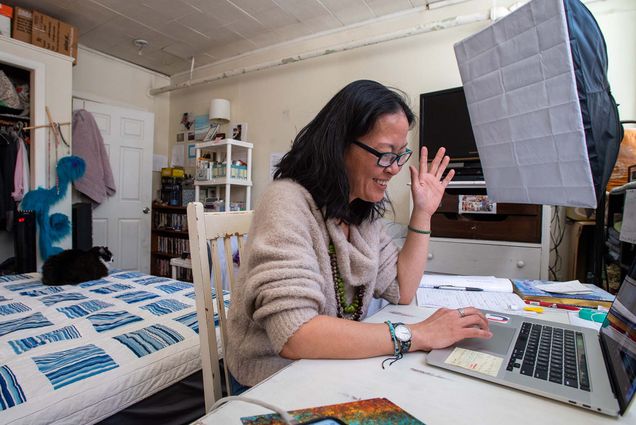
[393,322,412,354]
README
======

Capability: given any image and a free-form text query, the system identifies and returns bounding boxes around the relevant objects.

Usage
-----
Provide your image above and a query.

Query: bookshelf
[150,203,191,281]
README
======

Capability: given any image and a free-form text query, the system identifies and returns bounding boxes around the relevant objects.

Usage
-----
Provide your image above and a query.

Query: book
[240,397,424,425]
[512,279,615,308]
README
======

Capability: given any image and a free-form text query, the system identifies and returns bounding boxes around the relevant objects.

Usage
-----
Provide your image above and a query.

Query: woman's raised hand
[408,146,455,217]
[409,307,492,352]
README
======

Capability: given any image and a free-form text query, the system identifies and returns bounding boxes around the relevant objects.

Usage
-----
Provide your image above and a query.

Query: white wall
[165,0,635,224]
[72,46,171,200]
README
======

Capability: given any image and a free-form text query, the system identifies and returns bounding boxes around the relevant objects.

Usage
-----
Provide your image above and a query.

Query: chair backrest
[187,202,252,412]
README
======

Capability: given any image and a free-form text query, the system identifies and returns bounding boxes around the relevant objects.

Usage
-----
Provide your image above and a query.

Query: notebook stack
[512,279,614,309]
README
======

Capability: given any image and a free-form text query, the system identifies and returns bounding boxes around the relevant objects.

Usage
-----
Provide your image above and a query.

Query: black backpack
[564,0,623,203]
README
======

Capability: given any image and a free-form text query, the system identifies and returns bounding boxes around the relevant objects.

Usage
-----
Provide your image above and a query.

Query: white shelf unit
[194,139,253,210]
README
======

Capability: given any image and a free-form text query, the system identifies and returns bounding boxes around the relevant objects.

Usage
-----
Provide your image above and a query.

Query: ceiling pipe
[149,10,495,96]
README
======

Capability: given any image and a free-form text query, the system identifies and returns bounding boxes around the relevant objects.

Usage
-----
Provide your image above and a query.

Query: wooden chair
[187,202,253,412]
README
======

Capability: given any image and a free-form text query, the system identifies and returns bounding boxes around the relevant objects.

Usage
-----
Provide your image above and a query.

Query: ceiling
[9,0,455,76]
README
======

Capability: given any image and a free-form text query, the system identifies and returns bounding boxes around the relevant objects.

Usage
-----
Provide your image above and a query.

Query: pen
[524,300,580,311]
[433,285,484,291]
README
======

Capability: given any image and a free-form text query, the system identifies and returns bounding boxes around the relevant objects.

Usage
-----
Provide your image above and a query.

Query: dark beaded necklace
[328,242,365,321]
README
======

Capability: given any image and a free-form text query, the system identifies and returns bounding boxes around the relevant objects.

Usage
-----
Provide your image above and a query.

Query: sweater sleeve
[372,222,400,304]
[241,181,328,353]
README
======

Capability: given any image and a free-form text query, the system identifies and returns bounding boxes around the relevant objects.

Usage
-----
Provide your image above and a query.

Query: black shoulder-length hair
[273,79,415,225]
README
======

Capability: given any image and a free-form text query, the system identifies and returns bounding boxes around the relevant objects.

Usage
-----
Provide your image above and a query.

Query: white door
[72,99,154,273]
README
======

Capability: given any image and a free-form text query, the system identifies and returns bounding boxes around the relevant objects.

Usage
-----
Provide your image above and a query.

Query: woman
[225,80,492,390]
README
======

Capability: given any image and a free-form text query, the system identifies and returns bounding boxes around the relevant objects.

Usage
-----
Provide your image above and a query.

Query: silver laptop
[426,271,636,416]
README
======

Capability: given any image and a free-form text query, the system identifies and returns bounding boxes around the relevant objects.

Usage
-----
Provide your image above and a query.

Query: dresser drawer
[426,238,542,280]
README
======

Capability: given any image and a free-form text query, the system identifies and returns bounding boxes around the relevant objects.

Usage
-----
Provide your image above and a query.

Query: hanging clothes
[71,109,116,204]
[0,130,19,230]
[11,136,29,203]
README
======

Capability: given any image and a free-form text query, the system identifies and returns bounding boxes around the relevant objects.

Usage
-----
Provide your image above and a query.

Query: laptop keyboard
[506,322,590,391]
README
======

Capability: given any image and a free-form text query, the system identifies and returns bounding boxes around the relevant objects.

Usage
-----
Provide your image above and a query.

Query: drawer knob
[427,253,433,260]
[516,260,525,268]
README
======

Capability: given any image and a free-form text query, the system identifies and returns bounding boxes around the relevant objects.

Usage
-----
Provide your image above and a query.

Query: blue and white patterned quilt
[0,271,228,425]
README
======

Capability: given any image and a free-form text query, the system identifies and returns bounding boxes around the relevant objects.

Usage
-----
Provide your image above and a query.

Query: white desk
[195,304,634,425]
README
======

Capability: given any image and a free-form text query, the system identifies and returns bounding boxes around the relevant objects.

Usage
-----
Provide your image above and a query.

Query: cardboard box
[11,6,30,43]
[57,20,78,64]
[0,4,12,37]
[32,11,58,51]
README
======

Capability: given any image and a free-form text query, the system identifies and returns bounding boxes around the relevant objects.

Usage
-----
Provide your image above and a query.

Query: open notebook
[417,274,526,312]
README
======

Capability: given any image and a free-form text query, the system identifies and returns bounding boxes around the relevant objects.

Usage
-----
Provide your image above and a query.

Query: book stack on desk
[512,279,614,309]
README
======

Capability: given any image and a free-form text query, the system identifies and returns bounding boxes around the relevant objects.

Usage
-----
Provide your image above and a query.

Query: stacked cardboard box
[0,4,12,37]
[11,6,78,64]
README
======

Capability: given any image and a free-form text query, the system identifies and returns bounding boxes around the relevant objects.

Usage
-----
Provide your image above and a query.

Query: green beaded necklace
[328,242,365,321]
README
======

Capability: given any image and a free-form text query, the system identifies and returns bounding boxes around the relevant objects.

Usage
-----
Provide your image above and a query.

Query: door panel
[73,98,154,273]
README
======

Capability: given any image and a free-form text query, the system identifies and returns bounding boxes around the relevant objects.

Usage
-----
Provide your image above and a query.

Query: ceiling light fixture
[133,39,149,56]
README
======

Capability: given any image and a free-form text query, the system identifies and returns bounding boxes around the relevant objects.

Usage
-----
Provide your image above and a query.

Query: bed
[0,271,228,425]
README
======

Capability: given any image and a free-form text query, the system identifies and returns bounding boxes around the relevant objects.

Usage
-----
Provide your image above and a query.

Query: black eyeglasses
[351,140,412,167]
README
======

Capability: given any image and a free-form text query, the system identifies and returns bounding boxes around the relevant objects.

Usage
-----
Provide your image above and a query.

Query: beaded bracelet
[407,225,431,235]
[382,321,403,369]
[385,320,399,356]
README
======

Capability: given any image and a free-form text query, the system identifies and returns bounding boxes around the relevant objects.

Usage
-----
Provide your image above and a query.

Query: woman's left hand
[409,146,454,217]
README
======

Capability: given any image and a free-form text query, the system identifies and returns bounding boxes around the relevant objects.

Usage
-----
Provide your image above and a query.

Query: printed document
[416,288,526,311]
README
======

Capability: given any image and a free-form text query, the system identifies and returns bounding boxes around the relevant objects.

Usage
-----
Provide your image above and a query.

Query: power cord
[549,206,566,280]
[202,395,298,425]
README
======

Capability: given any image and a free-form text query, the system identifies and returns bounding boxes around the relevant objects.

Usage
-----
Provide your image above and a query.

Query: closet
[0,35,73,271]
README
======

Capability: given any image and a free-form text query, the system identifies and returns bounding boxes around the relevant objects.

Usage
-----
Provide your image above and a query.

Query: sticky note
[444,347,503,377]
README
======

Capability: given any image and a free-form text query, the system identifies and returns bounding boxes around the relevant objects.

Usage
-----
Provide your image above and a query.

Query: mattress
[0,271,227,425]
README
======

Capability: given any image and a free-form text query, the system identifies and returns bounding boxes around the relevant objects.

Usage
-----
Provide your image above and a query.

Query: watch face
[394,325,411,342]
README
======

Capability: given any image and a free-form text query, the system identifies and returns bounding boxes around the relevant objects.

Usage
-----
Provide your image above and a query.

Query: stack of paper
[534,280,593,294]
[419,274,513,292]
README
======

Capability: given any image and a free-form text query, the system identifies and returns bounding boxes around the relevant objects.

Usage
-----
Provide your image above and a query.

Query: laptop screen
[599,261,636,414]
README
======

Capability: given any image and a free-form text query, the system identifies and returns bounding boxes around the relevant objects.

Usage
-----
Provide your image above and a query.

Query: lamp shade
[209,98,231,123]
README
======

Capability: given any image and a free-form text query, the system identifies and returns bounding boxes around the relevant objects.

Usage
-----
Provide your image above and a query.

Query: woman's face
[344,111,410,203]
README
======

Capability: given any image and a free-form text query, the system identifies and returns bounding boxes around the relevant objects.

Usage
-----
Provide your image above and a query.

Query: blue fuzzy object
[20,156,86,260]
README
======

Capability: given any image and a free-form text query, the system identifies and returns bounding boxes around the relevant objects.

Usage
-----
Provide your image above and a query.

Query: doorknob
[143,207,150,214]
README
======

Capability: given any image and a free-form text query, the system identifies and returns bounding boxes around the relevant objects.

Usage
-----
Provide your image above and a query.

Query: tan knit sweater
[225,179,400,386]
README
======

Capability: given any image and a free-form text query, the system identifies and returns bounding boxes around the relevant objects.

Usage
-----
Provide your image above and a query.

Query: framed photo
[629,164,636,182]
[179,112,194,131]
[194,115,210,141]
[186,143,197,167]
[458,194,497,214]
[203,123,220,142]
[230,122,248,141]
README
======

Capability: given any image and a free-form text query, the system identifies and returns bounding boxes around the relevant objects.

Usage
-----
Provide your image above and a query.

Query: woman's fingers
[427,147,446,176]
[419,145,428,177]
[442,168,455,187]
[436,155,451,180]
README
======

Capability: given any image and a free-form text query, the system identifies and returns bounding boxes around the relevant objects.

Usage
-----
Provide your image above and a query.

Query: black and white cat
[42,246,114,285]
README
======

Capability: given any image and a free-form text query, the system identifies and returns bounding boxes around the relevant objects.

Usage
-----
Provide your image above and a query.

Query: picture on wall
[176,131,194,143]
[187,143,197,167]
[180,112,194,131]
[194,115,210,140]
[203,123,220,142]
[230,122,248,141]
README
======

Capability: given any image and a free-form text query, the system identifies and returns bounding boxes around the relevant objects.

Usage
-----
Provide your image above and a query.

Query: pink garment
[11,138,29,202]
[72,109,116,204]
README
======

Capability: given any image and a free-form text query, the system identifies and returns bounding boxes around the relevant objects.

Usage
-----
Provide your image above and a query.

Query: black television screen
[419,86,480,163]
